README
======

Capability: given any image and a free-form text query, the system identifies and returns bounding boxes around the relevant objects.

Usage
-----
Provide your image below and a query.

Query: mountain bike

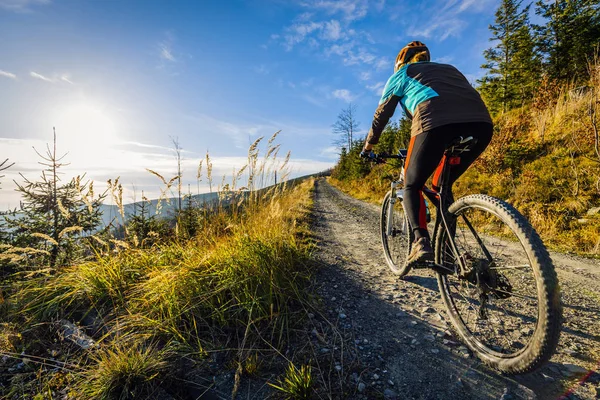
[372,136,562,374]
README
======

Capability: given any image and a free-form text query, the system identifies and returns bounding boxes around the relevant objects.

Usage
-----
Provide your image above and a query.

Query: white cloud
[408,19,464,41]
[402,0,495,42]
[160,44,175,62]
[374,58,391,71]
[0,69,16,79]
[359,71,371,81]
[366,81,385,95]
[452,0,496,13]
[30,71,53,82]
[158,31,177,62]
[321,19,342,41]
[332,89,355,102]
[0,0,50,12]
[61,74,74,84]
[283,20,324,50]
[319,145,340,159]
[299,0,369,22]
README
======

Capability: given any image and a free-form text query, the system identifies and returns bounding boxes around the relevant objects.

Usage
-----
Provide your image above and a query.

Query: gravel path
[308,178,600,400]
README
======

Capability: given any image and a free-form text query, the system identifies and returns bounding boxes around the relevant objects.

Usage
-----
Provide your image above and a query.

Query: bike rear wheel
[380,190,413,277]
[434,194,561,374]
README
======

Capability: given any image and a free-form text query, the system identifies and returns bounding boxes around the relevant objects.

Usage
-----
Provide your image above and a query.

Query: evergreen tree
[0,159,15,248]
[479,0,541,113]
[535,0,600,82]
[5,132,104,267]
[374,118,412,155]
[126,192,169,248]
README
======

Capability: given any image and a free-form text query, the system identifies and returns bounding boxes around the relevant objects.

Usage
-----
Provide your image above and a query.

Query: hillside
[330,77,600,257]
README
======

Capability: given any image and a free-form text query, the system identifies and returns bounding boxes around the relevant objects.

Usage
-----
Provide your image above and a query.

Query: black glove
[360,150,375,159]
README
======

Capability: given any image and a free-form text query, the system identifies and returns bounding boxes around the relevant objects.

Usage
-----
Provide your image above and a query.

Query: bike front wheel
[380,190,413,277]
[434,194,561,374]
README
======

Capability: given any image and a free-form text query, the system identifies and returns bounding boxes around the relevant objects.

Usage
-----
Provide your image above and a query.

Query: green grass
[269,362,313,400]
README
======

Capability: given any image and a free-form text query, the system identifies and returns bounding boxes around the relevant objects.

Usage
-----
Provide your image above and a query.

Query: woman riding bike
[360,41,493,268]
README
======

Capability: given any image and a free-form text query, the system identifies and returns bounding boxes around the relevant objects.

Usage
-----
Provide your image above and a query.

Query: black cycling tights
[403,121,493,241]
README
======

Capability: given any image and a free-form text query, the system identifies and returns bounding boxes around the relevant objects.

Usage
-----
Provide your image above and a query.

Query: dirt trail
[309,178,600,400]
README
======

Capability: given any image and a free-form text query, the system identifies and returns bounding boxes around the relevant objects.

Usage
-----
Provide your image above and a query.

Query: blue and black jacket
[365,62,492,144]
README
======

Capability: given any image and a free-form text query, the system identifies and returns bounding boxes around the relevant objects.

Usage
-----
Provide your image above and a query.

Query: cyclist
[360,41,493,268]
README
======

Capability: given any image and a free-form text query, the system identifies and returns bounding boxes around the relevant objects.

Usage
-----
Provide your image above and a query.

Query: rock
[357,382,366,393]
[335,365,342,372]
[561,363,588,377]
[443,339,458,346]
[308,313,314,319]
[58,320,96,350]
[410,321,418,326]
[431,349,440,354]
[388,380,394,386]
[331,297,337,301]
[351,373,358,382]
[320,348,330,354]
[411,339,419,345]
[541,373,555,382]
[564,349,578,356]
[339,313,347,319]
[396,311,407,317]
[421,306,436,313]
[384,388,398,399]
[373,374,380,380]
[500,387,513,400]
[424,334,435,342]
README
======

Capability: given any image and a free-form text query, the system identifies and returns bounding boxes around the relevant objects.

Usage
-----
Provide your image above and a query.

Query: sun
[54,101,120,153]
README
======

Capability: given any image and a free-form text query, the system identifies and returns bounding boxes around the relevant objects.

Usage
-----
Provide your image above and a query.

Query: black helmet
[394,41,430,72]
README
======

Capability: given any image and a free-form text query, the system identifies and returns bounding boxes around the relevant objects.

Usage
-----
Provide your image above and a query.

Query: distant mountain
[98,191,221,227]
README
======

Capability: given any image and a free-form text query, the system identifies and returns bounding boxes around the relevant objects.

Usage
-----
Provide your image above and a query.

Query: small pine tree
[5,131,104,267]
[126,192,169,248]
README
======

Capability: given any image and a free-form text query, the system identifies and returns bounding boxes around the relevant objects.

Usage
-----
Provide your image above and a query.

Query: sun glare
[54,102,120,152]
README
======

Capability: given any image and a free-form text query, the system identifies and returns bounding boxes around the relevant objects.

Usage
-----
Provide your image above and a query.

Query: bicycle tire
[434,194,561,374]
[380,190,413,277]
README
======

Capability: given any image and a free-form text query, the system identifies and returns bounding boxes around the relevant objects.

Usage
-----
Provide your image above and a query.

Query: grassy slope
[331,79,600,257]
[1,179,316,399]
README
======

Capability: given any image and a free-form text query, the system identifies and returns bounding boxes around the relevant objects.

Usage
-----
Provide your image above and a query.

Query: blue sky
[0,0,500,209]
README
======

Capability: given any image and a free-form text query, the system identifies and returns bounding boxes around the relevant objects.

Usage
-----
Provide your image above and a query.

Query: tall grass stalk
[5,135,316,398]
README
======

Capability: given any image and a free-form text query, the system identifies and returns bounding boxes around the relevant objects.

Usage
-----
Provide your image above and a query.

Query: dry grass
[1,137,319,398]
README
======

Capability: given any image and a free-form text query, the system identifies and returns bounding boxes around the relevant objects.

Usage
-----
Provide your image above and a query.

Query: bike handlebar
[366,149,408,163]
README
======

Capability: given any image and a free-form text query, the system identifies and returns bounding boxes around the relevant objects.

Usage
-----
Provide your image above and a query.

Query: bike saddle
[446,136,478,155]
